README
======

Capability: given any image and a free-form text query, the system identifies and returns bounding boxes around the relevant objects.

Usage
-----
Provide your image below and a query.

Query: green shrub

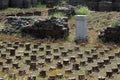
[75,6,90,15]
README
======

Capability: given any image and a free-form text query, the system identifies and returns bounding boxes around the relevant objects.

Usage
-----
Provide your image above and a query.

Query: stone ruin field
[0,0,120,80]
[0,39,120,80]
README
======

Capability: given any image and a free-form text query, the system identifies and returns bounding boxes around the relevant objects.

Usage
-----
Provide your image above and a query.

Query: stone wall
[31,0,38,7]
[0,0,39,10]
[68,0,87,6]
[39,0,61,5]
[68,0,120,11]
[0,0,120,11]
[0,0,9,10]
[0,0,60,10]
[9,0,23,8]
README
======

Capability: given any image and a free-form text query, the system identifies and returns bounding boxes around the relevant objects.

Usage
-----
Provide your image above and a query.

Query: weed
[75,6,90,15]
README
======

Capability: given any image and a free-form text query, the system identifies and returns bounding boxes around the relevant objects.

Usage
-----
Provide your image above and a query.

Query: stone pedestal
[75,15,88,40]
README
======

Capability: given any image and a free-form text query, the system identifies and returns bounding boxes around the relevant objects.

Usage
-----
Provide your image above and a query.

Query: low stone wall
[21,17,69,39]
[1,16,69,39]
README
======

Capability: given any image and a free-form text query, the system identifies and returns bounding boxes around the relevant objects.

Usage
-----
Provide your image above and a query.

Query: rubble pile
[1,16,69,39]
[98,22,120,42]
[1,16,35,34]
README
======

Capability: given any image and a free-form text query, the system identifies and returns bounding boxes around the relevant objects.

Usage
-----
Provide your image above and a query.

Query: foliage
[75,6,90,15]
